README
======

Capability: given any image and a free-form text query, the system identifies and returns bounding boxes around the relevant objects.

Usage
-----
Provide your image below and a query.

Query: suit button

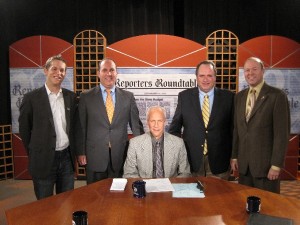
[201,145,204,147]
[206,131,208,133]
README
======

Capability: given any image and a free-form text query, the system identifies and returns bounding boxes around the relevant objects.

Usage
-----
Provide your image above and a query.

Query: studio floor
[0,179,299,225]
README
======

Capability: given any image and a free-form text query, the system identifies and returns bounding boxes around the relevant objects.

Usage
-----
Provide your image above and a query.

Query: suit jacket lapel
[209,88,220,126]
[94,86,110,124]
[249,83,269,121]
[40,86,55,130]
[163,133,174,177]
[240,89,249,124]
[112,87,122,125]
[191,88,203,124]
[62,89,71,134]
[141,133,153,176]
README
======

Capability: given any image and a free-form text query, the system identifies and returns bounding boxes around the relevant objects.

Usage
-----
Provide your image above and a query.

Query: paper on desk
[172,183,205,198]
[110,178,127,191]
[144,178,175,192]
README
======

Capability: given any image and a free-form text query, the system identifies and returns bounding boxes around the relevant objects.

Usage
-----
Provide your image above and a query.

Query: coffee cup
[72,210,88,225]
[132,180,146,198]
[246,196,261,213]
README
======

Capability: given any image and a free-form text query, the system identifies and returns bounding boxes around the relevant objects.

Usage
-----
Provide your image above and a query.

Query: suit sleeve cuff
[271,165,281,171]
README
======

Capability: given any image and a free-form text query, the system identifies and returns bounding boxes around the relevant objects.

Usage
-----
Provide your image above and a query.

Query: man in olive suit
[231,57,290,193]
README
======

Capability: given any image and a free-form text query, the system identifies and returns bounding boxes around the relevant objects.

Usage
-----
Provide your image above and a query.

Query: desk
[6,177,300,225]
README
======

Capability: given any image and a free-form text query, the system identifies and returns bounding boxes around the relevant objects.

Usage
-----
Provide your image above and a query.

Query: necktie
[246,89,256,122]
[105,89,114,124]
[202,95,210,155]
[155,141,164,178]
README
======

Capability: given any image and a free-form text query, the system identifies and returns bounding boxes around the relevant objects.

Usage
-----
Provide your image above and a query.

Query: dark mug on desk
[246,196,261,213]
[132,180,146,198]
[72,210,88,225]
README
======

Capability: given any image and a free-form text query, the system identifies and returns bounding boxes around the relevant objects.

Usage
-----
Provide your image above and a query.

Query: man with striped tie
[123,106,191,178]
[169,60,235,180]
[231,57,290,193]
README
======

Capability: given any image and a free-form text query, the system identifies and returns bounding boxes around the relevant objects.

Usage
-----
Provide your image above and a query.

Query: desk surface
[6,177,300,225]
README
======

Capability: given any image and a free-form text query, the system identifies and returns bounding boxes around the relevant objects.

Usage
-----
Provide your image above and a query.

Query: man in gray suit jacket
[123,106,191,178]
[77,58,144,184]
[231,57,290,193]
[19,55,78,199]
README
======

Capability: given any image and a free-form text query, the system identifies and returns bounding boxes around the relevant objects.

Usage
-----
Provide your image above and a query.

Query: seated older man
[123,106,191,178]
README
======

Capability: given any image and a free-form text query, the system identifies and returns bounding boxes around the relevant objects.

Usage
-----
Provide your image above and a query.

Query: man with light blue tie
[169,60,235,179]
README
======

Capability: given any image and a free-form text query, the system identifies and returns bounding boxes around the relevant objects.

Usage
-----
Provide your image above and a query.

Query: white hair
[146,106,166,121]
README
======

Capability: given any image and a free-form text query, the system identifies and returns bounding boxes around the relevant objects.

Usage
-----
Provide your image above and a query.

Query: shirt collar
[100,84,116,93]
[151,133,164,145]
[45,84,62,96]
[249,80,264,95]
[199,87,214,97]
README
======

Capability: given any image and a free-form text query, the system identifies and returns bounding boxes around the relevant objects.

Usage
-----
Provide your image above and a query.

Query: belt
[55,146,69,153]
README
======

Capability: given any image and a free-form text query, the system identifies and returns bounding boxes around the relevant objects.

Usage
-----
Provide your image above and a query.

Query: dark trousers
[86,150,122,184]
[32,148,74,200]
[192,155,230,180]
[238,168,280,194]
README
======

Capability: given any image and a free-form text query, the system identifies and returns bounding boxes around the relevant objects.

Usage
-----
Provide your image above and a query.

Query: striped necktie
[202,95,210,155]
[155,141,164,178]
[105,89,114,124]
[246,89,256,122]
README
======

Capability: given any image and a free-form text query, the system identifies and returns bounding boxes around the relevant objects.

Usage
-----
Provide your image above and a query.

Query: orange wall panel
[239,36,300,68]
[107,34,206,67]
[10,35,74,68]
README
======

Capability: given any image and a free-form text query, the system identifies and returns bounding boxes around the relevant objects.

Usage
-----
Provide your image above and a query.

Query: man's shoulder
[264,83,286,95]
[62,88,76,96]
[215,88,235,96]
[80,86,99,96]
[116,87,134,97]
[24,86,45,98]
[130,133,149,145]
[236,88,248,97]
[165,132,183,143]
[131,133,149,140]
[179,87,198,96]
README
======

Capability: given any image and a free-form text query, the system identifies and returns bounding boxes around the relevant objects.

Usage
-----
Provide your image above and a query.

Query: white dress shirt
[45,84,69,151]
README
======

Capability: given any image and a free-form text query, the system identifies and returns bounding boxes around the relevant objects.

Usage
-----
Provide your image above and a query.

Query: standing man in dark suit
[77,58,144,184]
[169,60,234,179]
[231,57,290,193]
[19,55,78,200]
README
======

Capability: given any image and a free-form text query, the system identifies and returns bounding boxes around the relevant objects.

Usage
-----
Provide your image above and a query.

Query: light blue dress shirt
[100,84,116,106]
[198,88,214,112]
